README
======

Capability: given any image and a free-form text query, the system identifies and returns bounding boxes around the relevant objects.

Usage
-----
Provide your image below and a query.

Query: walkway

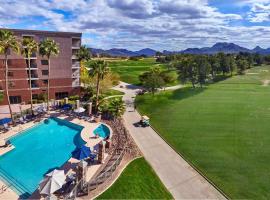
[113,82,225,199]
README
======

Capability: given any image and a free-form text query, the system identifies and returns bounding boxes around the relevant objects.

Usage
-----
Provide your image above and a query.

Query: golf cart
[139,115,150,127]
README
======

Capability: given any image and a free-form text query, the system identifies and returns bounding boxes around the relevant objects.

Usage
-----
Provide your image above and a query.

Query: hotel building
[0,29,82,105]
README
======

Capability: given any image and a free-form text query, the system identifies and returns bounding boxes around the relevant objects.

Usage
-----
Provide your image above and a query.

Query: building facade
[0,29,82,105]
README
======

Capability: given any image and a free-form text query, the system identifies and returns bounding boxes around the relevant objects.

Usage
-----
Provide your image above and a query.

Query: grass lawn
[108,57,178,85]
[102,89,124,97]
[96,158,173,199]
[136,65,270,199]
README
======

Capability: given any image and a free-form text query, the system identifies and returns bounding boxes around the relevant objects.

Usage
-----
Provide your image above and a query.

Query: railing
[72,62,80,68]
[63,119,130,200]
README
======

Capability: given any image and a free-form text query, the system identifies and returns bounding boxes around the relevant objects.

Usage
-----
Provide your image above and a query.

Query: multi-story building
[0,28,82,105]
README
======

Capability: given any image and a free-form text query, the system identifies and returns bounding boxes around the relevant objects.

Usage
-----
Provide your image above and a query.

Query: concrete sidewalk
[114,82,225,199]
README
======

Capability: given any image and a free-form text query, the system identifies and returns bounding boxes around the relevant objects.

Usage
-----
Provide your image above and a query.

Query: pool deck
[0,111,113,200]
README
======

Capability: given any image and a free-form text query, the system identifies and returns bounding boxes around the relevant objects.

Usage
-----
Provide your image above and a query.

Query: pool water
[0,118,85,198]
[93,124,110,138]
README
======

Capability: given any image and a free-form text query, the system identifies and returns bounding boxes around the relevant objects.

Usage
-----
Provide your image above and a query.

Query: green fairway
[96,158,172,199]
[136,65,270,199]
[108,57,177,85]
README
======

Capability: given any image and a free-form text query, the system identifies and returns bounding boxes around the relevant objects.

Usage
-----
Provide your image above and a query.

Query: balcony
[72,61,80,69]
[72,79,80,87]
[72,72,80,78]
[72,38,81,49]
[30,80,39,89]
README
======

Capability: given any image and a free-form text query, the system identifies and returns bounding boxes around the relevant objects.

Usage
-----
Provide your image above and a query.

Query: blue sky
[0,0,270,51]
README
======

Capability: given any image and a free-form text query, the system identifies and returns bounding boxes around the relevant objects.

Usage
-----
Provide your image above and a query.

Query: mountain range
[89,42,270,57]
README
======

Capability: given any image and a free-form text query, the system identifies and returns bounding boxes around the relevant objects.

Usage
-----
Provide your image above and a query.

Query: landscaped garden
[96,158,172,199]
[136,65,270,199]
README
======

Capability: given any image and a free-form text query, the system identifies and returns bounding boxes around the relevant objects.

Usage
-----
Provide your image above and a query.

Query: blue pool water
[0,118,85,198]
[93,124,110,138]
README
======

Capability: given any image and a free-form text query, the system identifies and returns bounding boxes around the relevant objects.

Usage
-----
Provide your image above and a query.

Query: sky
[0,0,270,51]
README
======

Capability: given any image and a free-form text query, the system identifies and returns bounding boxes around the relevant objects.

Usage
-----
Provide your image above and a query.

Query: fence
[63,119,129,200]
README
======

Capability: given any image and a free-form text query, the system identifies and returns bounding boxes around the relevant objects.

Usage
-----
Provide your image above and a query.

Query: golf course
[135,65,270,199]
[108,58,177,85]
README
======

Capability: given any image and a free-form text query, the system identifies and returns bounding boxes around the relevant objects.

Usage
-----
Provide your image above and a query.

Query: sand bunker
[262,80,270,86]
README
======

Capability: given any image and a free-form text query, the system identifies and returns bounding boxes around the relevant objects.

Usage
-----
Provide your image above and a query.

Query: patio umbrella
[72,145,91,160]
[0,118,11,125]
[39,169,66,196]
[74,107,85,113]
[61,104,72,110]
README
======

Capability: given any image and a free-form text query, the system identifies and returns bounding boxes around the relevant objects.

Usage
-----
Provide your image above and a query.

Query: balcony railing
[29,74,38,78]
[72,73,80,78]
[72,62,80,68]
[72,79,80,87]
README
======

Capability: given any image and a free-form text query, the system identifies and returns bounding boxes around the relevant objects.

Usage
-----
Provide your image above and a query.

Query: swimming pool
[0,118,85,198]
[93,124,110,138]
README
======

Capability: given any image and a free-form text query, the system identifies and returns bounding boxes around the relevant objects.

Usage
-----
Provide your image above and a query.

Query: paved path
[113,82,225,199]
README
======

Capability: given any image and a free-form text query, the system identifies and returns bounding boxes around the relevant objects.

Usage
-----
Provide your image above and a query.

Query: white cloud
[0,0,270,50]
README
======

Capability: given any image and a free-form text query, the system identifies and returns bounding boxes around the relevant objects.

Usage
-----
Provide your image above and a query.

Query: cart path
[113,82,226,199]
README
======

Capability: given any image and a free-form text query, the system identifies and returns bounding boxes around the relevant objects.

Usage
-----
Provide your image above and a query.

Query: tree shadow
[168,87,206,101]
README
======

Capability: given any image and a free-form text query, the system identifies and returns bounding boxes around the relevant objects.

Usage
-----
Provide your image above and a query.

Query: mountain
[181,42,251,54]
[89,43,270,57]
[252,46,270,55]
[135,48,157,56]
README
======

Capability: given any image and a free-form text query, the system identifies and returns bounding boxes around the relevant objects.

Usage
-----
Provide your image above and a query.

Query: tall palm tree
[39,38,60,111]
[0,30,20,123]
[76,45,91,62]
[22,37,38,116]
[89,60,109,111]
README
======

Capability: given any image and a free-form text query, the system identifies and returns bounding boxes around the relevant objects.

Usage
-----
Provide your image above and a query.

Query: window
[32,94,38,99]
[55,92,68,100]
[42,70,49,76]
[9,96,22,104]
[8,81,15,88]
[42,80,48,85]
[41,60,48,65]
[8,72,14,77]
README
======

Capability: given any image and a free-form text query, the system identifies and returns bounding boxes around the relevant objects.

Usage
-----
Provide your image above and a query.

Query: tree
[228,55,237,76]
[208,55,220,78]
[22,37,38,116]
[237,59,248,75]
[39,38,60,111]
[76,45,91,62]
[88,60,110,111]
[254,53,263,65]
[144,73,165,95]
[0,30,20,123]
[218,52,230,75]
[107,98,125,119]
[196,56,210,88]
[177,57,198,88]
[155,51,162,58]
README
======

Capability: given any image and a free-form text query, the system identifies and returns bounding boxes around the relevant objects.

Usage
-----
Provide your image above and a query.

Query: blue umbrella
[0,118,12,125]
[61,104,72,110]
[72,145,91,160]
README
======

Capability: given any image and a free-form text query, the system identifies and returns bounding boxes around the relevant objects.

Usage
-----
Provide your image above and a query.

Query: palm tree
[76,45,91,62]
[22,37,38,116]
[108,98,125,119]
[89,60,110,111]
[0,30,20,123]
[39,38,60,111]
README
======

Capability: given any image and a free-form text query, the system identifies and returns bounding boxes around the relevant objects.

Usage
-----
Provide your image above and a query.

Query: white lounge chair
[3,124,11,131]
[19,117,26,124]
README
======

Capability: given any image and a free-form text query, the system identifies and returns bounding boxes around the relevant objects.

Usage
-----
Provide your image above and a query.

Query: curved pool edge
[80,122,113,145]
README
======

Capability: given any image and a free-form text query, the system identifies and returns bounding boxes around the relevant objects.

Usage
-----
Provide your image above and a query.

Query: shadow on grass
[168,87,206,101]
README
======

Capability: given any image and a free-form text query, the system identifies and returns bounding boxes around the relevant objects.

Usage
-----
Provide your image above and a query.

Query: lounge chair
[3,124,11,131]
[19,117,26,124]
